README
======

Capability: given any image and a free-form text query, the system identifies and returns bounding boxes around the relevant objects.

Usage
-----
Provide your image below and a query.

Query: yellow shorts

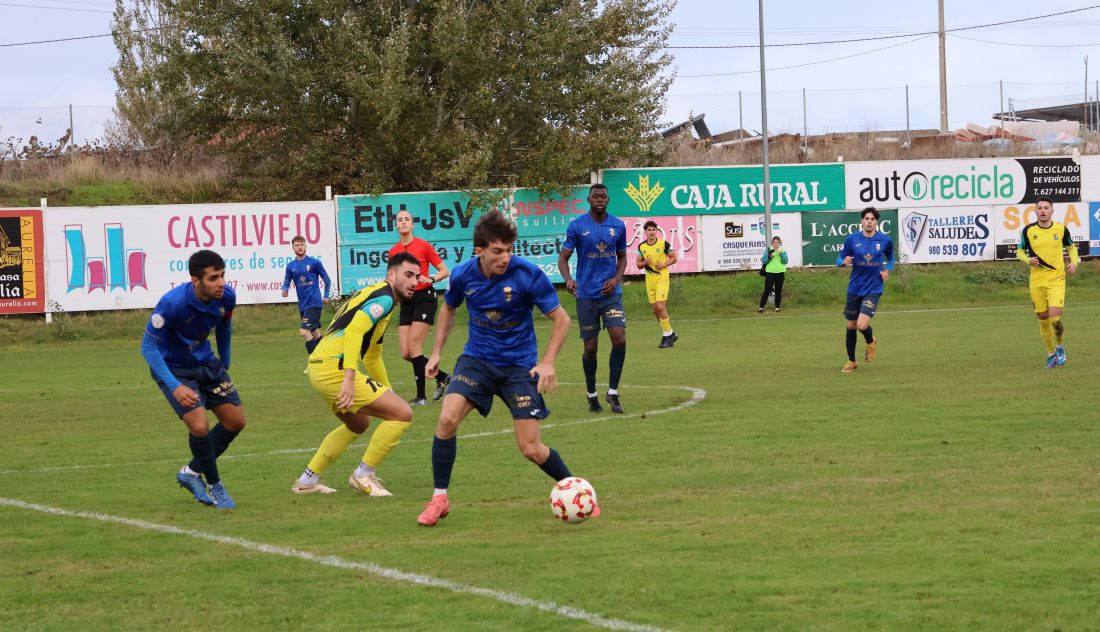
[308,359,388,414]
[646,275,669,303]
[1030,282,1065,313]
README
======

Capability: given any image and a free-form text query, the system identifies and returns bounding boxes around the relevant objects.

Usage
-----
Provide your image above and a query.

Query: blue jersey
[282,256,332,310]
[563,212,627,299]
[145,283,236,369]
[444,256,561,367]
[837,231,895,296]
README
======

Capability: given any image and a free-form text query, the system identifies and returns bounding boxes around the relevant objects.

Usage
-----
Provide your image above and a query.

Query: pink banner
[621,215,699,276]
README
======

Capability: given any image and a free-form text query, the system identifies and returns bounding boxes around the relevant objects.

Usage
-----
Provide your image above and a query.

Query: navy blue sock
[188,424,239,475]
[862,326,874,344]
[305,337,321,354]
[846,329,857,362]
[581,352,597,393]
[431,435,457,490]
[412,355,428,399]
[608,345,626,390]
[538,448,573,481]
[187,433,219,485]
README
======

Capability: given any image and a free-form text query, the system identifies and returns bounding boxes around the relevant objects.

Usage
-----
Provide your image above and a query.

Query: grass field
[3,264,1100,631]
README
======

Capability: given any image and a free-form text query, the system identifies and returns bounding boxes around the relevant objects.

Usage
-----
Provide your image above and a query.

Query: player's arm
[558,223,577,292]
[318,260,334,299]
[635,245,646,268]
[426,302,458,379]
[663,242,677,268]
[336,297,393,409]
[836,236,854,267]
[1017,229,1036,266]
[362,334,392,390]
[215,310,233,370]
[1064,228,1080,274]
[142,307,199,407]
[281,264,293,297]
[601,249,627,295]
[531,306,570,394]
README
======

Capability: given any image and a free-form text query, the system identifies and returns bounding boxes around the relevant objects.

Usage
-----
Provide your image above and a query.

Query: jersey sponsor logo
[485,309,503,322]
[596,242,608,252]
[150,313,165,328]
[369,303,385,319]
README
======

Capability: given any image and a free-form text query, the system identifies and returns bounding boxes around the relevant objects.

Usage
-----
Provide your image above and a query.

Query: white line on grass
[0,496,669,632]
[0,384,706,476]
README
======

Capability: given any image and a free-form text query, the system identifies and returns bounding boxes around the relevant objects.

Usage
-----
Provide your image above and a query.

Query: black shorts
[445,354,549,420]
[844,293,882,321]
[399,288,439,326]
[575,295,627,340]
[299,306,323,331]
[152,359,241,418]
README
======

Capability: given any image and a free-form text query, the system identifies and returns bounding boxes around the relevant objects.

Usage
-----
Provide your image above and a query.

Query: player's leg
[406,320,432,404]
[654,280,675,347]
[857,294,880,362]
[1030,284,1056,366]
[603,296,628,414]
[188,361,243,509]
[576,298,603,412]
[1048,284,1066,365]
[293,364,369,494]
[773,272,785,312]
[298,308,313,342]
[177,407,217,506]
[842,294,860,372]
[347,389,414,496]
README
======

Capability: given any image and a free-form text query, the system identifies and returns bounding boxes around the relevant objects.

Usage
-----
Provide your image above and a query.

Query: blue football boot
[176,471,215,506]
[209,481,236,510]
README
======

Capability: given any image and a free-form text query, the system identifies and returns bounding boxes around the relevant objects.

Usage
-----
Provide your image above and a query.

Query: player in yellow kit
[1017,196,1079,368]
[291,252,422,496]
[636,220,678,348]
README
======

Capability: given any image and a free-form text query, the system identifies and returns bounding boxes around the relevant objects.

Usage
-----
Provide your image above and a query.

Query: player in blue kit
[142,250,246,509]
[557,183,629,414]
[836,207,895,374]
[282,235,334,358]
[417,210,593,526]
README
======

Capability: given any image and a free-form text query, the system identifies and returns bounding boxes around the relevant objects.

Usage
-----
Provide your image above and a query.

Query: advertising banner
[845,157,1080,209]
[897,206,995,263]
[43,201,336,311]
[602,164,845,216]
[800,209,898,267]
[0,209,46,314]
[336,188,587,292]
[1081,156,1100,201]
[992,202,1090,260]
[699,213,803,272]
[1091,202,1100,251]
[621,215,700,276]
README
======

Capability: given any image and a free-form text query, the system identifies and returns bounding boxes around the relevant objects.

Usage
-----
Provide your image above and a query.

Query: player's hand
[281,291,288,297]
[1029,257,1039,268]
[530,362,558,394]
[425,353,440,379]
[880,270,889,282]
[842,256,853,266]
[600,278,618,295]
[565,279,577,295]
[1067,263,1078,275]
[172,385,200,408]
[336,374,356,410]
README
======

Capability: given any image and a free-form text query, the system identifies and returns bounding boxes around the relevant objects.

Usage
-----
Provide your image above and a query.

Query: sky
[3,0,1100,147]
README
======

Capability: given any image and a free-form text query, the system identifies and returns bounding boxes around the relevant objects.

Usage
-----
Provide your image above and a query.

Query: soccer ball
[549,477,598,524]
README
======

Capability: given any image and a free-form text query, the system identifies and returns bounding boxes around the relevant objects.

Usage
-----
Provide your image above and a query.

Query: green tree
[115,0,674,197]
[111,0,181,147]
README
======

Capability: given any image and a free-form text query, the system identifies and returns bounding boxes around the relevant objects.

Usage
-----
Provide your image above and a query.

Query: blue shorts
[844,293,882,321]
[575,295,627,340]
[445,354,549,420]
[152,359,242,418]
[300,306,323,331]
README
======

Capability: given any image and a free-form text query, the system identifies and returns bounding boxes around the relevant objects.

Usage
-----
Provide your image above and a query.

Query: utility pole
[758,0,772,245]
[938,0,948,132]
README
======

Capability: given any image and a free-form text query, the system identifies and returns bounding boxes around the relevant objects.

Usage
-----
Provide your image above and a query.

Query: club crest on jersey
[503,286,513,302]
[485,309,503,322]
[306,265,311,272]
[609,228,616,237]
[874,243,880,251]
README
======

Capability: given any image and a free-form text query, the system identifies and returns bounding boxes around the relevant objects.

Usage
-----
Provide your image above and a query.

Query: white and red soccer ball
[549,477,598,524]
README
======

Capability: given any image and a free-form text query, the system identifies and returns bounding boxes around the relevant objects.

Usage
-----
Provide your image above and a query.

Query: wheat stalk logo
[624,176,665,213]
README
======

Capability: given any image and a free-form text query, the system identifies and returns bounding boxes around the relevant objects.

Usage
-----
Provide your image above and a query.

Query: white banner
[44,201,337,311]
[1081,156,1100,201]
[992,201,1090,259]
[898,206,995,263]
[699,213,802,272]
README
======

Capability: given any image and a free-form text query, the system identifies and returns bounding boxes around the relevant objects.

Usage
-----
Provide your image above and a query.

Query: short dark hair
[292,235,306,244]
[589,183,609,194]
[643,220,658,230]
[473,209,517,248]
[861,207,880,220]
[388,251,421,270]
[1035,196,1054,207]
[189,250,225,279]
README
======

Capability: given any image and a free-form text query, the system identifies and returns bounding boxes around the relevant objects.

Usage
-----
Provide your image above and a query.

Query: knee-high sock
[362,420,411,468]
[608,345,626,390]
[846,329,857,362]
[188,423,239,474]
[659,317,672,334]
[305,337,321,354]
[411,355,428,399]
[188,433,219,484]
[1039,319,1055,353]
[431,435,457,490]
[862,326,874,344]
[1050,315,1064,344]
[538,447,572,481]
[306,425,362,475]
[582,352,597,393]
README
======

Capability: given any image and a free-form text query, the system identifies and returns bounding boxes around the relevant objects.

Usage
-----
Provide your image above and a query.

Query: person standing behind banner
[758,236,788,314]
[389,209,451,406]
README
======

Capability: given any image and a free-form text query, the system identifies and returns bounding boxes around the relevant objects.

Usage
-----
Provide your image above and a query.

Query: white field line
[0,496,669,632]
[0,384,706,476]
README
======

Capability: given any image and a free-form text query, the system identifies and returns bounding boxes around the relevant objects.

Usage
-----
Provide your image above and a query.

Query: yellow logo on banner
[624,176,665,213]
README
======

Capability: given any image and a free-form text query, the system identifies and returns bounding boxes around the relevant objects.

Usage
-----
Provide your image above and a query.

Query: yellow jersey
[1016,221,1079,286]
[637,238,672,282]
[310,281,395,386]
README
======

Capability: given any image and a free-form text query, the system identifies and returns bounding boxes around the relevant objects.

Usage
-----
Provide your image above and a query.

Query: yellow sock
[1049,315,1063,344]
[659,317,672,334]
[1039,319,1055,354]
[306,425,361,475]
[362,420,411,468]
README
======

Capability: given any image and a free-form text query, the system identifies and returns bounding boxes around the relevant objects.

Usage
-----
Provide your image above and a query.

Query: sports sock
[608,345,626,390]
[1039,319,1055,354]
[659,318,672,334]
[582,352,597,394]
[607,388,618,396]
[862,327,874,344]
[431,435,457,490]
[411,355,428,399]
[538,448,573,481]
[306,425,362,475]
[1050,316,1064,344]
[298,467,319,486]
[188,423,239,476]
[362,420,411,468]
[354,462,376,478]
[846,329,857,362]
[188,433,219,485]
[436,369,450,385]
